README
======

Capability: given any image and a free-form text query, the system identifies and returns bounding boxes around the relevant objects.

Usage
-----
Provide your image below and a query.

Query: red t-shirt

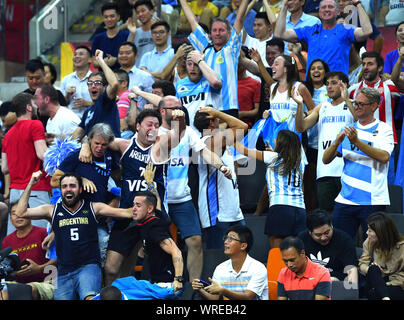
[237,77,261,128]
[1,226,50,283]
[2,120,51,191]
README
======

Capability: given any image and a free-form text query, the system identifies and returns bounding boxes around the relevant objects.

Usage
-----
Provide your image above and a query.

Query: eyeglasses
[223,235,242,243]
[353,101,373,108]
[87,81,104,87]
[163,107,182,110]
[152,30,166,36]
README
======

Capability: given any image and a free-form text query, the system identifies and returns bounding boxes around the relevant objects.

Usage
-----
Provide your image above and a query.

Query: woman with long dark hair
[359,211,404,300]
[235,129,306,249]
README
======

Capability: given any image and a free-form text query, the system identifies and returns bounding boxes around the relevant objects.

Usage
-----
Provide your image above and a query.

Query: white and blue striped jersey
[335,119,394,206]
[263,151,306,209]
[188,25,241,111]
[198,136,244,228]
[176,76,222,133]
[159,126,206,203]
[317,101,355,179]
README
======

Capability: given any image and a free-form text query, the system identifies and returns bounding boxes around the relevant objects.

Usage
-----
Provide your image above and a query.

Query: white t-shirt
[46,106,81,137]
[159,126,205,203]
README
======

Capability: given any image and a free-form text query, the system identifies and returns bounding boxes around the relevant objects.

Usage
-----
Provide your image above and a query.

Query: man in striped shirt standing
[323,87,394,241]
[179,0,249,117]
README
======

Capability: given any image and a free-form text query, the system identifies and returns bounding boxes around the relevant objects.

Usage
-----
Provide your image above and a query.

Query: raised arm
[273,0,299,42]
[94,49,119,100]
[178,0,200,32]
[233,0,250,34]
[187,50,222,90]
[15,171,53,221]
[391,47,404,91]
[353,3,373,42]
[152,110,186,163]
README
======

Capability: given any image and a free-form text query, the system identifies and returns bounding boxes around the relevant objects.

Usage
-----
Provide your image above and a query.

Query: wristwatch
[174,276,184,283]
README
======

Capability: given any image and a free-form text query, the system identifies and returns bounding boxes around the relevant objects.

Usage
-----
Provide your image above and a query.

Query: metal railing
[29,0,95,59]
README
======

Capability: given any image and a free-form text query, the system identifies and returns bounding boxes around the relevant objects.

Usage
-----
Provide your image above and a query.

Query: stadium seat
[389,213,404,234]
[244,214,270,264]
[266,248,286,300]
[386,185,403,214]
[331,280,359,300]
[238,160,267,214]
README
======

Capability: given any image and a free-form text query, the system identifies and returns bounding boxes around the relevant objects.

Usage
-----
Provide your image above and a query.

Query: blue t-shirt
[295,23,356,78]
[79,91,121,138]
[91,30,130,70]
[227,9,256,38]
[58,149,119,203]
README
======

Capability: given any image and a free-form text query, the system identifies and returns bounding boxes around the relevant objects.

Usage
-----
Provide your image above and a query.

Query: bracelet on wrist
[148,185,156,191]
[353,0,361,6]
[197,59,203,65]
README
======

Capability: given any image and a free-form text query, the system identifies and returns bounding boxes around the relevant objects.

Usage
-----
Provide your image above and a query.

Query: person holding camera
[1,202,56,300]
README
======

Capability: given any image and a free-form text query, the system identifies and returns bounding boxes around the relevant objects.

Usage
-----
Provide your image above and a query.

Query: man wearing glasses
[73,49,121,141]
[139,21,174,74]
[323,87,394,241]
[191,225,268,300]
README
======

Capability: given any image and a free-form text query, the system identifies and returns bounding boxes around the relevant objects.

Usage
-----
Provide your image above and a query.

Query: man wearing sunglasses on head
[72,49,121,142]
[191,225,268,300]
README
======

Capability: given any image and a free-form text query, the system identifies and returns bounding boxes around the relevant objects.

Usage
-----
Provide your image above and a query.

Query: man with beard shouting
[15,171,134,300]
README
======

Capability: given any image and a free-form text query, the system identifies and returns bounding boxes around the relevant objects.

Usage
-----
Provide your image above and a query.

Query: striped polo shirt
[277,257,332,300]
[212,254,269,300]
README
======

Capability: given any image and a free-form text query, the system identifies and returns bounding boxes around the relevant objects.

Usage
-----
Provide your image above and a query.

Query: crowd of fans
[0,0,403,301]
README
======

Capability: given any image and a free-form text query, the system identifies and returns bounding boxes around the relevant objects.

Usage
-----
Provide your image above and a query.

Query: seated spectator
[179,0,219,33]
[298,209,358,283]
[138,21,175,77]
[359,212,404,300]
[1,202,56,300]
[192,225,268,300]
[277,236,332,300]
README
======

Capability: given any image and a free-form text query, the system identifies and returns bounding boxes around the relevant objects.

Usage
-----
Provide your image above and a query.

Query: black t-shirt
[298,228,358,281]
[136,212,175,283]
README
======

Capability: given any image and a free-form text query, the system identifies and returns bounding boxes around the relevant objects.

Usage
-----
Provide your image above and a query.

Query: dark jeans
[366,264,404,300]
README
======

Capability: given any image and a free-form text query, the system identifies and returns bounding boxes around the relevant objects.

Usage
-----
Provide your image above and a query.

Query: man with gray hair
[274,0,372,77]
[323,87,394,241]
[51,122,121,266]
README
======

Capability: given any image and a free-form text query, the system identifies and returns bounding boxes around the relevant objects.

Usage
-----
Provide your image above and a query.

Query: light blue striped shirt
[264,151,305,209]
[188,25,241,111]
[335,120,394,205]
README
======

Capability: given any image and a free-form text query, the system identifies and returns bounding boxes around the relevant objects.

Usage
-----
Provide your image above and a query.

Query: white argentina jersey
[335,119,394,205]
[188,25,241,112]
[317,101,354,179]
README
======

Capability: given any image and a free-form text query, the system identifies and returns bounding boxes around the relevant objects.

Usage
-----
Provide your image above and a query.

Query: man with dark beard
[15,171,133,300]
